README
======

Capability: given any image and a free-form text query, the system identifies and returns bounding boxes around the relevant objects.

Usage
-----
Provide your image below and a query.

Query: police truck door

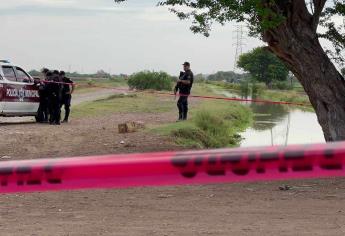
[13,66,39,113]
[0,74,4,114]
[2,65,38,114]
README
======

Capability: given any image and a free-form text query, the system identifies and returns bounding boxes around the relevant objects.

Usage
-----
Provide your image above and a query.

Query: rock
[1,156,11,159]
[118,124,127,133]
[118,121,145,133]
[157,194,173,199]
[124,143,136,148]
[279,185,292,191]
[120,141,125,145]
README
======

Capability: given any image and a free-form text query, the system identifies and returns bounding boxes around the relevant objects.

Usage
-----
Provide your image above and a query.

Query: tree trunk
[262,3,345,142]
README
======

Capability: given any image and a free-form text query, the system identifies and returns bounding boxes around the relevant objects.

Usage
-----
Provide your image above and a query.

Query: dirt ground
[1,91,345,235]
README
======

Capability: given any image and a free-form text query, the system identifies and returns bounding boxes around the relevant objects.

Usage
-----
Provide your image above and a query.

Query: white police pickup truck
[0,60,39,117]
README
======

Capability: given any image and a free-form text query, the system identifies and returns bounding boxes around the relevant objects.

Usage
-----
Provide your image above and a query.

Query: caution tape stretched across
[83,85,311,107]
[38,79,309,107]
[0,141,344,194]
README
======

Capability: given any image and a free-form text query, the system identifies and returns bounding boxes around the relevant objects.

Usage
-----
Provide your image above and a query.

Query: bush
[128,71,173,91]
[251,82,265,97]
[172,127,208,149]
[240,80,250,97]
[87,79,95,86]
[194,111,231,148]
[171,110,244,148]
[271,80,293,90]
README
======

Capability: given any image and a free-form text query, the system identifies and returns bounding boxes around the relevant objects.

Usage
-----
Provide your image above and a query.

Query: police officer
[36,68,50,123]
[174,62,194,121]
[47,70,61,125]
[59,71,74,123]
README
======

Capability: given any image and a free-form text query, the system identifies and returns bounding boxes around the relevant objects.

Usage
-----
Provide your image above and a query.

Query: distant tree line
[207,71,249,83]
[28,69,128,79]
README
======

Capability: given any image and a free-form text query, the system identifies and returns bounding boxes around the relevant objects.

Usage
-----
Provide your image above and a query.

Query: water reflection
[212,86,325,147]
[250,103,289,131]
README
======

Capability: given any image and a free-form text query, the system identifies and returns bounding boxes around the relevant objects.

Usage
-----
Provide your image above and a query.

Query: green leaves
[319,1,345,64]
[237,47,289,86]
[114,0,344,64]
[127,71,173,91]
[115,1,288,37]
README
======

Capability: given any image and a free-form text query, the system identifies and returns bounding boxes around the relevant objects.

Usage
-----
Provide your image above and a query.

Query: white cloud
[5,1,340,74]
[0,0,75,8]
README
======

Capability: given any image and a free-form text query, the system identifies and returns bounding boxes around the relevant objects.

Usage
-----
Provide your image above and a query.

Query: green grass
[209,81,312,108]
[260,90,310,105]
[72,83,253,148]
[72,93,175,118]
[152,98,253,148]
[207,81,242,91]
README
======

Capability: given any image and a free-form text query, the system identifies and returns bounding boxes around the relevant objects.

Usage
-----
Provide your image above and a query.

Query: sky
[0,0,341,75]
[0,0,264,75]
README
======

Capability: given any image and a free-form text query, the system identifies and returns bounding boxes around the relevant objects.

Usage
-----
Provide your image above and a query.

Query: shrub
[240,80,250,97]
[172,127,208,149]
[87,79,95,86]
[128,71,173,91]
[251,82,265,97]
[172,110,242,148]
[194,111,231,148]
[271,80,293,90]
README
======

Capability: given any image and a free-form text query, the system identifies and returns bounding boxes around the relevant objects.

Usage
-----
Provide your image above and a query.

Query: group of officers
[35,68,75,125]
[34,62,192,125]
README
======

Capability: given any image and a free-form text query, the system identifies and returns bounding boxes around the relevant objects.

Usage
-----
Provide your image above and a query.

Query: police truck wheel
[35,115,40,123]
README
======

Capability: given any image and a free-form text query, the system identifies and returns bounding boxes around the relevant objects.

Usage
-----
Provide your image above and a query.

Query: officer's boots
[183,112,188,120]
[177,113,183,122]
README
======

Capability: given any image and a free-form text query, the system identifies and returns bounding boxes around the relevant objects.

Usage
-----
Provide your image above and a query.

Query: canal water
[212,88,325,147]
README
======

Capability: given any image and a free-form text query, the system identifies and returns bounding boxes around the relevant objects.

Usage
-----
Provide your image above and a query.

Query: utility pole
[233,25,246,71]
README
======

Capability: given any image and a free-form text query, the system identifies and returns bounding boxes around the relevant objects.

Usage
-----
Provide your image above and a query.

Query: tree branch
[312,0,327,30]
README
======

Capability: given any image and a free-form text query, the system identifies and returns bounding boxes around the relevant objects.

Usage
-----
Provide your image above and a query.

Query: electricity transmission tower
[233,25,247,71]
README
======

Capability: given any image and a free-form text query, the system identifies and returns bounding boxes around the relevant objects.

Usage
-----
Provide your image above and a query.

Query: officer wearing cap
[174,62,194,121]
[59,71,74,123]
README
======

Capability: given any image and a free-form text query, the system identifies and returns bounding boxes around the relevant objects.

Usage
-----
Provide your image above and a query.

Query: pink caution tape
[0,141,343,194]
[166,92,309,107]
[41,80,75,85]
[87,86,310,107]
[34,78,310,107]
[39,82,309,107]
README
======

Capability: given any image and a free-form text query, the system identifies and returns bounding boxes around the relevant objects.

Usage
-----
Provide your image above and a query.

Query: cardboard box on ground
[118,121,145,133]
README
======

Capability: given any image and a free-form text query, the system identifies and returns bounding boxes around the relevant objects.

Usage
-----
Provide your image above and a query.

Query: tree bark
[262,1,345,142]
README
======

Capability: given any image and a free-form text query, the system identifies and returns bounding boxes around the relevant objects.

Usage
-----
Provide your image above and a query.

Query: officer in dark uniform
[59,71,74,123]
[47,70,62,125]
[174,62,194,121]
[35,68,50,123]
